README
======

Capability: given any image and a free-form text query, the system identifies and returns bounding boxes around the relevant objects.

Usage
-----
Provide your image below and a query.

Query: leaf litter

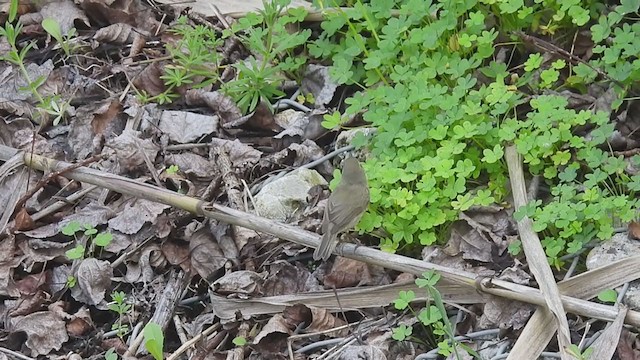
[0,0,640,359]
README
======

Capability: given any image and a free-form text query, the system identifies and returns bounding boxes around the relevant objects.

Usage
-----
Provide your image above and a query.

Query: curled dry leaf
[263,260,321,296]
[213,270,263,296]
[253,304,313,351]
[11,310,69,356]
[160,239,191,271]
[77,0,156,31]
[0,60,54,102]
[108,198,170,235]
[7,290,49,317]
[158,110,219,144]
[93,23,137,44]
[165,153,216,180]
[101,337,127,355]
[443,219,495,263]
[185,90,242,125]
[13,207,35,231]
[252,313,291,349]
[223,102,281,132]
[70,258,112,306]
[17,238,70,272]
[133,61,167,96]
[124,243,163,283]
[0,98,36,117]
[66,307,94,337]
[628,221,640,240]
[188,225,227,281]
[306,306,348,336]
[322,257,370,289]
[40,0,90,34]
[616,328,640,360]
[479,267,534,330]
[14,271,49,295]
[104,129,159,173]
[209,138,262,168]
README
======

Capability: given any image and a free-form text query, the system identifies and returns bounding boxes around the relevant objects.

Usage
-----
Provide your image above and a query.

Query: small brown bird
[313,157,370,261]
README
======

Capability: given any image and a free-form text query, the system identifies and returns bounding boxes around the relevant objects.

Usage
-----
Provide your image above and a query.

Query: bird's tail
[313,232,337,261]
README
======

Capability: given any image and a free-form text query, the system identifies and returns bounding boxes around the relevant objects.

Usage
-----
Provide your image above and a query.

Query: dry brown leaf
[306,306,348,336]
[253,313,292,350]
[479,296,534,330]
[0,98,36,117]
[11,310,69,356]
[209,138,263,167]
[617,328,640,360]
[188,224,227,281]
[301,64,338,107]
[124,243,162,283]
[628,221,640,240]
[160,239,190,270]
[40,0,89,34]
[323,257,373,288]
[7,290,49,317]
[223,102,280,131]
[165,153,216,180]
[213,270,263,296]
[263,260,321,296]
[132,62,167,96]
[14,271,48,295]
[17,238,69,272]
[158,110,219,144]
[78,0,158,32]
[107,198,170,235]
[185,90,242,125]
[70,258,112,305]
[444,220,494,262]
[13,207,35,231]
[93,23,136,44]
[0,60,54,102]
[104,129,159,173]
[66,307,94,337]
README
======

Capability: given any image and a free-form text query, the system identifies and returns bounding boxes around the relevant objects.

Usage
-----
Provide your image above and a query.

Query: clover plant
[310,0,638,267]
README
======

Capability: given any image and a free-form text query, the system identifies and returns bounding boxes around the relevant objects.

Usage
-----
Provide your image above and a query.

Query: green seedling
[143,322,164,360]
[108,291,132,338]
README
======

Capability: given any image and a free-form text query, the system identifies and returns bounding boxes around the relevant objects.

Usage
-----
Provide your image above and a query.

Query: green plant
[311,0,513,253]
[597,289,618,304]
[156,16,223,104]
[310,0,637,265]
[586,1,640,106]
[66,275,77,288]
[393,271,477,358]
[108,291,133,338]
[166,165,179,175]
[221,0,311,112]
[232,336,247,346]
[566,343,594,360]
[63,221,114,260]
[105,347,118,360]
[41,18,78,59]
[510,95,638,267]
[0,0,71,126]
[143,322,164,360]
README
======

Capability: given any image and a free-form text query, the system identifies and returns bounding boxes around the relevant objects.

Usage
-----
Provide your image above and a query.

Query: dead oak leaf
[12,311,69,356]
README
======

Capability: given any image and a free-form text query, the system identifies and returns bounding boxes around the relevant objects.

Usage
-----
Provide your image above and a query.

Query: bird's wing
[322,186,369,233]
